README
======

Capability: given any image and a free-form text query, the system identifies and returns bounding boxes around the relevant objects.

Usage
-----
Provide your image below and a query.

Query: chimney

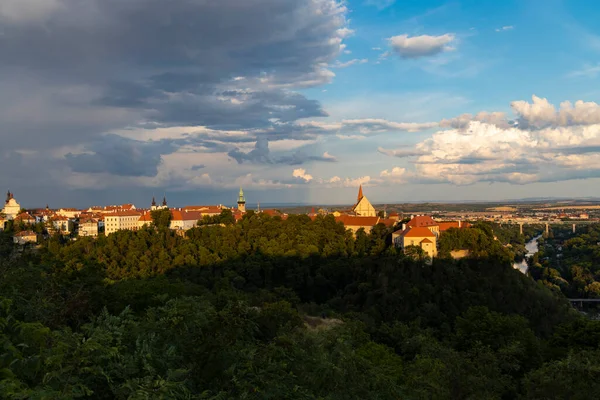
[458,220,462,228]
[402,223,406,231]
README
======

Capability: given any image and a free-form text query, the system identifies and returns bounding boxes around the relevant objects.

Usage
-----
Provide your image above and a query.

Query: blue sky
[2,0,600,207]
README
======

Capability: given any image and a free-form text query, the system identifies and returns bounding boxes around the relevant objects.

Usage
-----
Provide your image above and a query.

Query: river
[513,235,542,274]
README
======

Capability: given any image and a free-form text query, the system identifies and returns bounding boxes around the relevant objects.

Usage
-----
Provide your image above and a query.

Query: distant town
[2,187,600,259]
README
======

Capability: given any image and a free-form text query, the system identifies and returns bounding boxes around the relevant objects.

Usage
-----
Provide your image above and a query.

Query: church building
[2,191,21,220]
[150,196,168,211]
[351,185,376,217]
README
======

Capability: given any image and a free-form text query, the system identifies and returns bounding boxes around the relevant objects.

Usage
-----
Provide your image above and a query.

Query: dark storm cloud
[64,135,180,177]
[0,0,348,185]
[228,137,337,165]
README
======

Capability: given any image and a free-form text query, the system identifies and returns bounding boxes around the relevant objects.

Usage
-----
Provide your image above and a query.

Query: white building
[49,215,74,234]
[2,191,21,220]
[138,209,202,231]
[105,211,141,235]
[170,210,202,231]
[79,218,99,237]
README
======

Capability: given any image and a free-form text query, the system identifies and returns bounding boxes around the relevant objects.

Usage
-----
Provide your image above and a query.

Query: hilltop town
[4,187,600,259]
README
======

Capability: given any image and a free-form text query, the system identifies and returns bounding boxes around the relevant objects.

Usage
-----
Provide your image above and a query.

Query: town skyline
[2,0,600,205]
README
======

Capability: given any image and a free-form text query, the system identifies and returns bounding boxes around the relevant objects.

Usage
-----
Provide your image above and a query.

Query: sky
[3,0,600,208]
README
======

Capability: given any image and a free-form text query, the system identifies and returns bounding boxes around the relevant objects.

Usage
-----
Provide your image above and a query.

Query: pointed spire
[357,185,363,202]
[238,187,245,203]
[151,196,156,206]
[6,190,10,203]
[162,196,167,206]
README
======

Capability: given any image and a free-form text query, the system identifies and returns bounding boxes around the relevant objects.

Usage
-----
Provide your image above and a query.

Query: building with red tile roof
[438,221,471,232]
[13,230,38,245]
[105,211,142,235]
[170,210,202,231]
[392,226,437,258]
[406,215,440,236]
[183,205,226,216]
[14,212,36,225]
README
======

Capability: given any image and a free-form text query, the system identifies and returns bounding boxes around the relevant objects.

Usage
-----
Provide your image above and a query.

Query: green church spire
[238,187,245,203]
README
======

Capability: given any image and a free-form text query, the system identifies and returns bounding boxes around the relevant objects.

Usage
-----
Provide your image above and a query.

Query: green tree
[151,209,172,229]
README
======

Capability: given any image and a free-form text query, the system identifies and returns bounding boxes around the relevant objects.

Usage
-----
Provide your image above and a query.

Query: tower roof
[238,187,245,203]
[357,185,363,202]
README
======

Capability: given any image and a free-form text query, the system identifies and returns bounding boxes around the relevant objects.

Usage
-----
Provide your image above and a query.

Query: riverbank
[513,235,542,273]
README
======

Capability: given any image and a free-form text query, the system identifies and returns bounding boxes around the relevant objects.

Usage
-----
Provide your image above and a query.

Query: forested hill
[2,213,600,399]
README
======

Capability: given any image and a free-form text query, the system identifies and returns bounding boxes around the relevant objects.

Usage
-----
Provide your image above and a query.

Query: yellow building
[392,226,437,258]
[352,185,376,217]
[105,211,142,235]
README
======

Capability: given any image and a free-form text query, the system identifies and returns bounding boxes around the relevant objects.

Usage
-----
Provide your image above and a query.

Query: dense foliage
[1,214,599,399]
[530,224,600,300]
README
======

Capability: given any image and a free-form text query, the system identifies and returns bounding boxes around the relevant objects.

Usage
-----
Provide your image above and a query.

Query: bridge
[568,298,600,311]
[499,219,597,235]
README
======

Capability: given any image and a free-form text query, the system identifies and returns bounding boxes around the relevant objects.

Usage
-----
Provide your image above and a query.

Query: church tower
[237,187,246,213]
[352,185,376,217]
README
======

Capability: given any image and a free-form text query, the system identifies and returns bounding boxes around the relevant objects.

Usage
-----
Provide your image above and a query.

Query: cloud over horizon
[380,96,600,186]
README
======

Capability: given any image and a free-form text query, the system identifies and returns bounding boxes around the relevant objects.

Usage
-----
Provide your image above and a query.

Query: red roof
[378,218,396,227]
[438,221,471,231]
[183,205,223,214]
[335,215,380,227]
[389,212,399,217]
[261,209,282,217]
[171,210,202,221]
[14,212,35,221]
[15,230,37,237]
[106,211,141,217]
[407,215,438,228]
[421,238,433,244]
[401,227,436,238]
[138,213,153,222]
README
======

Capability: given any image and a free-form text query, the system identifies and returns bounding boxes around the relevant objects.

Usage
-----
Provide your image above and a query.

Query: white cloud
[511,95,600,128]
[364,0,396,10]
[440,111,509,129]
[377,96,600,186]
[322,151,337,161]
[495,26,514,32]
[342,175,371,187]
[293,168,314,182]
[568,63,600,78]
[388,34,456,58]
[331,58,368,68]
[336,27,355,39]
[380,167,409,183]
